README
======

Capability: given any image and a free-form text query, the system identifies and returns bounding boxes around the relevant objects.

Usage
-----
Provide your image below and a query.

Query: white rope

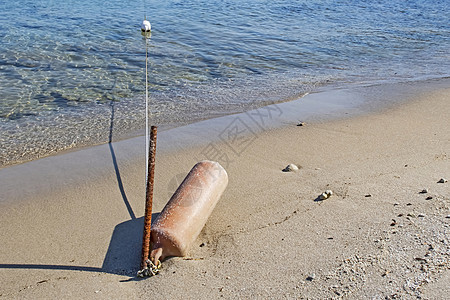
[145,35,149,183]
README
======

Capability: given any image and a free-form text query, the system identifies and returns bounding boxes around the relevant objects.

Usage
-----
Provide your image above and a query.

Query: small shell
[283,164,299,172]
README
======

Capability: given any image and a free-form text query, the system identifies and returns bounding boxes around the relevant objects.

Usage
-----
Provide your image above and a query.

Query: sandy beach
[0,81,449,299]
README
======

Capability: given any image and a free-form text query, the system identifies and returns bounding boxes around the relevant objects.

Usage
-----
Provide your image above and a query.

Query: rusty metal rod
[140,125,157,270]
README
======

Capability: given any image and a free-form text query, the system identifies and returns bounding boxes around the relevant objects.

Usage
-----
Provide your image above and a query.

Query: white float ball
[141,20,151,32]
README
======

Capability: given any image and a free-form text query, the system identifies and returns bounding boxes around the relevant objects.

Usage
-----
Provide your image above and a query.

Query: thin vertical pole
[141,125,157,270]
[145,37,149,181]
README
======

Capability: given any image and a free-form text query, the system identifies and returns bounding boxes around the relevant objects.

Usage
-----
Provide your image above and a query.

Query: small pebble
[306,273,316,281]
[438,178,447,183]
[420,189,428,194]
[365,194,372,198]
[418,214,426,218]
[226,276,230,280]
[425,196,433,200]
[319,190,333,200]
[414,257,427,262]
[445,215,450,219]
[297,122,306,127]
[283,164,299,172]
[319,193,328,200]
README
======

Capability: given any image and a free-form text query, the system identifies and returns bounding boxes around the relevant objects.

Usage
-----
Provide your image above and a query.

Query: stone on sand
[283,164,299,172]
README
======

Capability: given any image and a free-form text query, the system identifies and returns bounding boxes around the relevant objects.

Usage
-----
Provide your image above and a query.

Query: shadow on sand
[0,93,158,277]
[0,213,159,276]
[101,213,160,276]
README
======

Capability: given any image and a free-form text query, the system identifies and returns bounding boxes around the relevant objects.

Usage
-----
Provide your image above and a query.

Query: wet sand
[0,81,449,299]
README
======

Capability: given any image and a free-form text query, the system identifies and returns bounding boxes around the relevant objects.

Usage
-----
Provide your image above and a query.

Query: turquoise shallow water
[0,0,449,165]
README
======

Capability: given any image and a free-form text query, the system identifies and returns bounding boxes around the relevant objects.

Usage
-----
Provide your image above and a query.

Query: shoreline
[1,77,449,169]
[0,81,449,298]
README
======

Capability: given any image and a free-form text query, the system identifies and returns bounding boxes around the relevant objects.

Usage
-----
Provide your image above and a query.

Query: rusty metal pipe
[140,125,157,270]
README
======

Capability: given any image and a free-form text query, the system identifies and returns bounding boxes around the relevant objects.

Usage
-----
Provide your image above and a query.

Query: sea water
[0,0,449,165]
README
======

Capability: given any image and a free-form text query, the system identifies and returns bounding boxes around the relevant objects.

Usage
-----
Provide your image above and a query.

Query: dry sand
[0,82,449,299]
